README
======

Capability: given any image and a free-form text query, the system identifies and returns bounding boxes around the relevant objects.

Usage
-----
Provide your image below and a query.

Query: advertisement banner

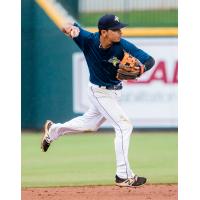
[73,37,177,128]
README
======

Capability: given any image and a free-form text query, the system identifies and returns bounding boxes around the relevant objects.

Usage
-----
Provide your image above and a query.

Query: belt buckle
[99,85,106,89]
[115,83,122,90]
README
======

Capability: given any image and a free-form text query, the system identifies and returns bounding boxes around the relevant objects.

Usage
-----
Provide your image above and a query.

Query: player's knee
[84,125,99,132]
[124,121,133,133]
[90,126,99,132]
[117,120,133,134]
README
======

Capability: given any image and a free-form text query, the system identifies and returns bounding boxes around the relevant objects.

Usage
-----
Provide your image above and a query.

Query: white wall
[72,37,178,128]
[79,0,178,12]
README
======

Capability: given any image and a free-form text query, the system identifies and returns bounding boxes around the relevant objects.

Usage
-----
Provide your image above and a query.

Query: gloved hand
[116,52,145,80]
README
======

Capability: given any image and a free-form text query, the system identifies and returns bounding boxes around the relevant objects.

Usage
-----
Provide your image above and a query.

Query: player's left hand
[116,52,145,80]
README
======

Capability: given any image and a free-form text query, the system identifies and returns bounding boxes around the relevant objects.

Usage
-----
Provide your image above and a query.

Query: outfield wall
[22,0,79,129]
[21,0,177,129]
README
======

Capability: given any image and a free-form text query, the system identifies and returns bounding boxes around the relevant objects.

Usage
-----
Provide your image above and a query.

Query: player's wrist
[61,24,80,38]
[140,65,145,75]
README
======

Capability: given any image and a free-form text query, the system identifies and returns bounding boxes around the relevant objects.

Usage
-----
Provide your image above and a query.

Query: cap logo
[114,16,119,22]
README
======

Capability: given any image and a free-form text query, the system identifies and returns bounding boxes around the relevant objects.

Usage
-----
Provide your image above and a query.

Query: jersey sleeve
[73,23,92,51]
[120,38,150,64]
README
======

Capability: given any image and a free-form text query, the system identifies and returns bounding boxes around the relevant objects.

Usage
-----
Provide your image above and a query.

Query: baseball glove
[116,52,145,80]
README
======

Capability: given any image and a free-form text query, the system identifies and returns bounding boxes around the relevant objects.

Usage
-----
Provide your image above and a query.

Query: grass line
[22,132,178,187]
[79,10,178,27]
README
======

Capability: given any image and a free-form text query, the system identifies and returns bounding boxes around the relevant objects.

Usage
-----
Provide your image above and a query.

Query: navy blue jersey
[73,23,151,86]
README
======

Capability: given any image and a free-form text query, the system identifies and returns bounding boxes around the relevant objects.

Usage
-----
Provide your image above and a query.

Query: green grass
[79,10,178,27]
[22,132,177,187]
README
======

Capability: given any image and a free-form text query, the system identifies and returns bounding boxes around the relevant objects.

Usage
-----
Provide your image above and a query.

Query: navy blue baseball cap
[98,14,127,30]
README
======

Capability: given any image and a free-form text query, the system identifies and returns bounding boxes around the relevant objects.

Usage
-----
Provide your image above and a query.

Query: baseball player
[41,14,155,188]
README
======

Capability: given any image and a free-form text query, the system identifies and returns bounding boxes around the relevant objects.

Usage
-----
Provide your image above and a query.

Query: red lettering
[126,60,178,85]
[148,61,167,83]
[172,61,178,83]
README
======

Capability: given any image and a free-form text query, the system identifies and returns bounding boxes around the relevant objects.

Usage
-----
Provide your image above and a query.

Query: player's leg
[88,86,134,178]
[50,104,106,140]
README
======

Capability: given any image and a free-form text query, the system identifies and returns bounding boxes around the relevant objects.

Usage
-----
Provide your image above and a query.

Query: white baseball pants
[48,82,135,179]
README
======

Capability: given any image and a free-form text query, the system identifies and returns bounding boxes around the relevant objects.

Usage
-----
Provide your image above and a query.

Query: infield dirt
[22,184,177,200]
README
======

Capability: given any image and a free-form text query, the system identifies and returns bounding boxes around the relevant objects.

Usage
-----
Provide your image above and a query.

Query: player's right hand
[61,23,80,38]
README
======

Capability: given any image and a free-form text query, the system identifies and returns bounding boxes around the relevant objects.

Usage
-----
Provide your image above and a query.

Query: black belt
[98,83,123,90]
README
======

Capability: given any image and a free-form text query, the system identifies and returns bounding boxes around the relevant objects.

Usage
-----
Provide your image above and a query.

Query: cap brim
[109,23,128,30]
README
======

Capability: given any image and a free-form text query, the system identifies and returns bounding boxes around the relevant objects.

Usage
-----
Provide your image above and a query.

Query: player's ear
[101,30,108,37]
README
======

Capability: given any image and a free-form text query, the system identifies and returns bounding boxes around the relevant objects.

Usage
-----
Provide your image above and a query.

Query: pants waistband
[89,82,123,90]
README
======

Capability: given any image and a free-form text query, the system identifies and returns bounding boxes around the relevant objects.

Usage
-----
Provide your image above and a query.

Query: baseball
[70,27,80,38]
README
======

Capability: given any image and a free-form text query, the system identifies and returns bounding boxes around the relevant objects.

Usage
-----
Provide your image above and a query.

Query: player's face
[107,29,122,42]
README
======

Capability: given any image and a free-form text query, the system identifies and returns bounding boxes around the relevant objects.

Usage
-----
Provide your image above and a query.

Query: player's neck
[99,36,112,49]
